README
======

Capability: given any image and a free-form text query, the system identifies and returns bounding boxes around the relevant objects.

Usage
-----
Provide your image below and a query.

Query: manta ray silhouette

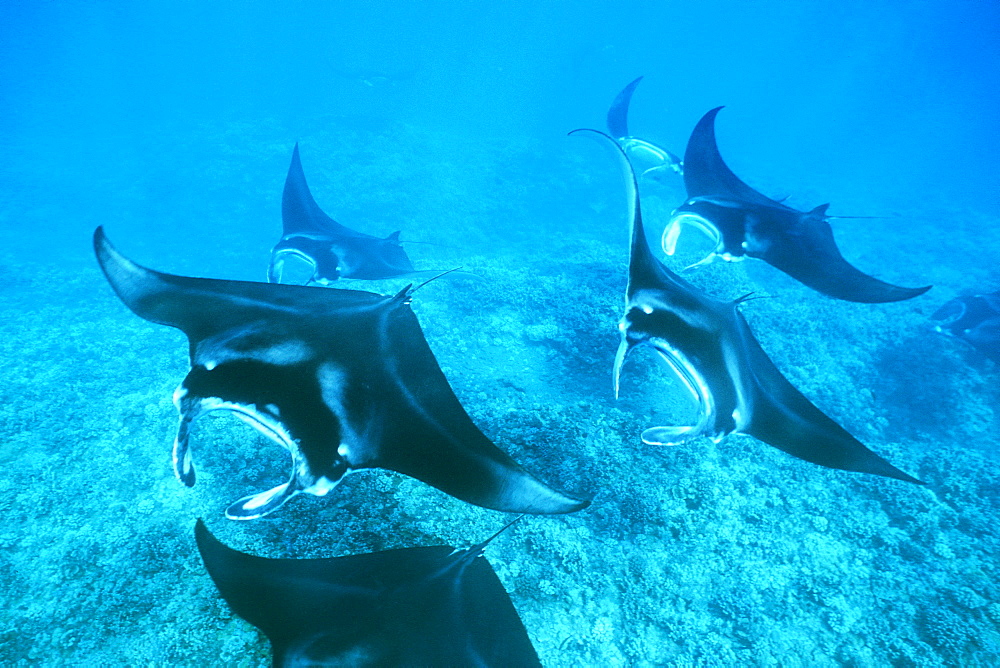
[932,290,1000,363]
[606,76,684,181]
[268,143,434,285]
[570,129,922,485]
[94,227,588,519]
[195,518,542,667]
[665,107,931,303]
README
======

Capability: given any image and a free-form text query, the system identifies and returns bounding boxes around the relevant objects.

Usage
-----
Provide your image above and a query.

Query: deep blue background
[3,0,998,232]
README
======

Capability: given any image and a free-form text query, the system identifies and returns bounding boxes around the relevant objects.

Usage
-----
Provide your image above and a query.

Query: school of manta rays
[94,77,997,666]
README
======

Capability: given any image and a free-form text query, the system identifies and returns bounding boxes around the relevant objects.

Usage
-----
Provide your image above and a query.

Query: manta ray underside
[932,289,1000,363]
[268,143,430,285]
[664,107,931,303]
[571,129,922,485]
[606,76,684,181]
[195,519,542,667]
[94,227,588,519]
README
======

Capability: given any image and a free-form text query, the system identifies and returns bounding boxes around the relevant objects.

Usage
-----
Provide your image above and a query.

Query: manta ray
[94,227,588,519]
[663,107,931,303]
[570,129,922,485]
[195,518,541,667]
[932,290,1000,363]
[606,76,684,181]
[268,144,429,285]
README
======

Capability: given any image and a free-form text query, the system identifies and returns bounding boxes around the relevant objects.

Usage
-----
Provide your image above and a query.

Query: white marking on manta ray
[303,475,341,497]
[172,384,188,408]
[195,325,314,368]
[316,361,365,468]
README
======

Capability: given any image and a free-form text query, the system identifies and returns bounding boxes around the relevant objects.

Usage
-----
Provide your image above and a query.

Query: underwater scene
[2,1,999,665]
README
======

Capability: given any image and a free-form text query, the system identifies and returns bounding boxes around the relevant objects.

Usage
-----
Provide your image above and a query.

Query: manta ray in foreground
[570,129,922,485]
[268,143,428,285]
[932,289,1000,364]
[664,107,931,303]
[94,227,587,519]
[195,518,541,667]
[606,76,684,181]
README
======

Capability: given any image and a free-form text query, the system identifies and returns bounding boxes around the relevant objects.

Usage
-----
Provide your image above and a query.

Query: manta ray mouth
[268,247,319,285]
[620,137,682,174]
[646,340,717,446]
[172,396,334,520]
[661,212,723,260]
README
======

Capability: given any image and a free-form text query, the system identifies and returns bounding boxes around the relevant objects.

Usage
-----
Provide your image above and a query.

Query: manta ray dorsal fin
[808,203,831,218]
[386,230,402,243]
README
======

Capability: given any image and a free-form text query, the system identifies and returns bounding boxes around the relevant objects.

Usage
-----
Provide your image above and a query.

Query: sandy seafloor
[1,117,999,667]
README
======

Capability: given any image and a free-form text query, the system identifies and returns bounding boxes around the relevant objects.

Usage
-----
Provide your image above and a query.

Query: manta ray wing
[673,108,931,303]
[269,144,417,284]
[682,107,791,209]
[606,75,644,140]
[572,129,922,485]
[605,76,683,177]
[744,204,933,303]
[195,519,542,667]
[95,227,588,518]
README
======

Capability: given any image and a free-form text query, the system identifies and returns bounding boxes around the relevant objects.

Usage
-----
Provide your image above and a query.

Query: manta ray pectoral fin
[641,425,704,446]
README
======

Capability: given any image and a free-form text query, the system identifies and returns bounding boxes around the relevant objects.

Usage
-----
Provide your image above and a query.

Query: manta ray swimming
[195,518,542,667]
[663,107,932,303]
[606,76,684,181]
[570,129,923,485]
[94,227,588,519]
[931,289,1000,364]
[268,143,431,285]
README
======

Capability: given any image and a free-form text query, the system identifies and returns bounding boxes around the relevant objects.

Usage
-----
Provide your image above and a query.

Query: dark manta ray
[94,227,587,519]
[932,290,1000,363]
[195,518,542,667]
[570,129,922,485]
[606,76,684,181]
[268,143,421,285]
[664,107,931,303]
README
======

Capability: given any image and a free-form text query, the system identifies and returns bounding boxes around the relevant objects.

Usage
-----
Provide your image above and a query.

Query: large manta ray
[664,107,931,303]
[932,289,1000,363]
[94,227,588,519]
[570,129,922,485]
[195,518,542,667]
[606,76,684,181]
[268,144,426,285]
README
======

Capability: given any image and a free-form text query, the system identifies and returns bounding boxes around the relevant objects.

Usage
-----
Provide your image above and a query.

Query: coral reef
[1,120,998,665]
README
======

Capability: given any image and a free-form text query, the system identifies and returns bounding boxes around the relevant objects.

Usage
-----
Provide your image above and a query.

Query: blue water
[2,1,999,665]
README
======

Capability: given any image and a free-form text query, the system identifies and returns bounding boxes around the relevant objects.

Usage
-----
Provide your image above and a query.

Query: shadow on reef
[872,331,998,442]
